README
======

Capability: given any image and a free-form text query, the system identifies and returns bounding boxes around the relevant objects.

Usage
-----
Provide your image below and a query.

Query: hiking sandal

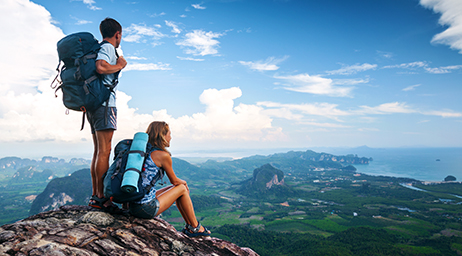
[183,222,211,237]
[89,196,126,214]
[88,195,109,209]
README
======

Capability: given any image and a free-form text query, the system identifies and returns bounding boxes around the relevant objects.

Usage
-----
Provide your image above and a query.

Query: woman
[129,121,210,237]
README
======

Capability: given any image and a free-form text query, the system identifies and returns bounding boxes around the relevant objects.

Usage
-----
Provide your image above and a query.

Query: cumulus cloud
[0,0,64,93]
[0,1,284,144]
[420,0,462,53]
[239,56,288,71]
[176,30,223,56]
[326,63,377,75]
[123,23,165,44]
[116,87,283,142]
[274,74,355,97]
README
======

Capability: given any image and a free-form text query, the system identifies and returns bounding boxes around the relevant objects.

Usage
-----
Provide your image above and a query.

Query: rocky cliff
[0,205,258,256]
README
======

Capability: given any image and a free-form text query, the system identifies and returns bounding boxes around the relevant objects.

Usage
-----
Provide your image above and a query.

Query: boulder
[0,205,258,256]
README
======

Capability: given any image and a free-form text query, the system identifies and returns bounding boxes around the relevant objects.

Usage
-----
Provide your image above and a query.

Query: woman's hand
[173,178,189,193]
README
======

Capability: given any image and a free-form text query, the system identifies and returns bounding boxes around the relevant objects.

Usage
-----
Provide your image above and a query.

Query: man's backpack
[50,32,119,130]
[103,133,164,204]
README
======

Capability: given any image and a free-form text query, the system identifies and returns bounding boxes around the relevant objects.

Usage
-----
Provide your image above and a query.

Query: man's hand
[117,56,127,70]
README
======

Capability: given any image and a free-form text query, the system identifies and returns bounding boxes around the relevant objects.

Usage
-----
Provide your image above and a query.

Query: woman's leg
[155,184,207,232]
[156,185,191,224]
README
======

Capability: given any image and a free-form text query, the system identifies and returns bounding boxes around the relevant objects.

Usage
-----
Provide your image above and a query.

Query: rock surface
[0,205,258,256]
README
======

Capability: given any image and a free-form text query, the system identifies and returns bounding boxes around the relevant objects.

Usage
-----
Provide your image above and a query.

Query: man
[88,18,127,211]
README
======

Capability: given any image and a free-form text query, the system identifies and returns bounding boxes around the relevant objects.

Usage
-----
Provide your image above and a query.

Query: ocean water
[330,147,462,182]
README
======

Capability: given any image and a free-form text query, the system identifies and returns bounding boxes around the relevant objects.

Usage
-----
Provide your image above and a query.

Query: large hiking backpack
[50,32,119,130]
[103,133,164,204]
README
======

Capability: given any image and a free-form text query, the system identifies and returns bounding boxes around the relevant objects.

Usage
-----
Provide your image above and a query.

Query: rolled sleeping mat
[121,132,149,193]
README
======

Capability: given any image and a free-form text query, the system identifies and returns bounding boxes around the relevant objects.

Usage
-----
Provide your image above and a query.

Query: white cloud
[326,63,377,75]
[176,30,223,56]
[192,3,206,10]
[359,102,416,115]
[126,56,147,60]
[403,84,421,91]
[123,23,165,43]
[77,0,101,10]
[0,0,64,93]
[301,122,351,128]
[358,102,462,117]
[177,56,205,61]
[0,1,282,145]
[383,61,427,69]
[422,110,462,117]
[377,50,394,59]
[70,15,92,25]
[274,73,355,97]
[239,56,288,71]
[258,101,350,120]
[420,0,462,53]
[424,65,462,74]
[150,12,166,18]
[165,20,181,34]
[383,61,462,74]
[332,78,370,85]
[115,87,283,142]
[124,62,171,71]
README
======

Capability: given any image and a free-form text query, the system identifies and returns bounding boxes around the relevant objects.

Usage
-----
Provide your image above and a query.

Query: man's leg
[90,133,98,197]
[94,129,114,199]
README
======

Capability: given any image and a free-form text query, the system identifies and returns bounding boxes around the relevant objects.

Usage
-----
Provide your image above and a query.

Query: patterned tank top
[133,151,164,204]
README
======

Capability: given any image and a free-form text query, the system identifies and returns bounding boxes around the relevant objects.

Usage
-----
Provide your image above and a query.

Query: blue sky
[0,0,461,159]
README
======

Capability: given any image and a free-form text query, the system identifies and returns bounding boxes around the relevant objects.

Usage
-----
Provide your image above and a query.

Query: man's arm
[96,56,127,75]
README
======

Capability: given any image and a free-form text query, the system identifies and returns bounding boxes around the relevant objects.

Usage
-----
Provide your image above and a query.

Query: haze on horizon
[0,0,461,159]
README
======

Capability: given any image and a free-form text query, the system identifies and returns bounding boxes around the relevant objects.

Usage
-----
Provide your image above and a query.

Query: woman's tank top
[133,152,164,204]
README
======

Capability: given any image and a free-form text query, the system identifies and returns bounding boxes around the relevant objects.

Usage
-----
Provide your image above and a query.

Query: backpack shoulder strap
[99,41,120,89]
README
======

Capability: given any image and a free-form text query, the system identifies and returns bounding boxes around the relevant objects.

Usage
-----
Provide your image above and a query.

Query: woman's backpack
[103,133,163,204]
[50,32,119,130]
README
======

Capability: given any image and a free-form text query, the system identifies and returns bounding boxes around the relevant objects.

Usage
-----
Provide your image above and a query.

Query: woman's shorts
[129,199,160,219]
[86,106,117,134]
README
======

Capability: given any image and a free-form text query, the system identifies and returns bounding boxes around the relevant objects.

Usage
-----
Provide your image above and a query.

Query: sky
[0,0,461,160]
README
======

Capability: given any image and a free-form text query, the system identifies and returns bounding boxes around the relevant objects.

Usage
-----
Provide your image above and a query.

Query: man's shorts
[86,106,117,134]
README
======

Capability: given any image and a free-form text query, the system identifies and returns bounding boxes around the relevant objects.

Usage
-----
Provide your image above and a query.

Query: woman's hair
[146,121,170,153]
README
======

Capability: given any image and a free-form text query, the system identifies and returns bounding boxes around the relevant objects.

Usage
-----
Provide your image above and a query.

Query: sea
[179,147,462,182]
[324,147,462,182]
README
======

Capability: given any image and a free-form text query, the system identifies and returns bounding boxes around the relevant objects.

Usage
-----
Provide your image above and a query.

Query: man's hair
[99,18,122,39]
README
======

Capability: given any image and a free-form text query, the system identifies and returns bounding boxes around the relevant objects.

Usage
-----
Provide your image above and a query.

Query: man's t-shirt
[96,43,118,107]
